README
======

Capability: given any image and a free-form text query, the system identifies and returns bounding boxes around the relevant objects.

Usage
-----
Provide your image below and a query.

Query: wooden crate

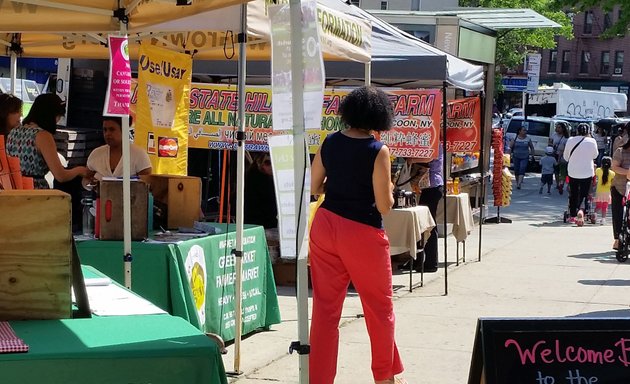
[98,180,149,241]
[0,190,72,320]
[143,175,201,229]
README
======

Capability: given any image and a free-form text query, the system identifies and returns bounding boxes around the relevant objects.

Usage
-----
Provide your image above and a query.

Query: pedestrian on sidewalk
[550,122,570,194]
[610,123,630,249]
[539,146,557,194]
[309,86,406,384]
[563,124,598,223]
[396,146,443,273]
[594,156,614,225]
[510,126,535,189]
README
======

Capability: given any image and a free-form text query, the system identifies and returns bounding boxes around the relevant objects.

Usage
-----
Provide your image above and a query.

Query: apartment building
[348,0,458,12]
[539,6,630,111]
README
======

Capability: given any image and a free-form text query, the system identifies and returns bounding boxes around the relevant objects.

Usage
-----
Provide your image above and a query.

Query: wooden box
[143,175,201,229]
[98,180,149,240]
[0,190,72,320]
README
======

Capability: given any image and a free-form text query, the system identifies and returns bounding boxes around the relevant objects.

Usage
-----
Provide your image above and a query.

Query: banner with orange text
[445,97,481,152]
[130,82,441,158]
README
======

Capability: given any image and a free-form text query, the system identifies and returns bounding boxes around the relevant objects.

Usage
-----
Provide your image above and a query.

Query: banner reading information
[135,45,192,175]
[445,97,481,152]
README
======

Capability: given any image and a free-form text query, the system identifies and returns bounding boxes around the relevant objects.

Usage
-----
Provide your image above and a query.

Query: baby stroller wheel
[616,248,628,263]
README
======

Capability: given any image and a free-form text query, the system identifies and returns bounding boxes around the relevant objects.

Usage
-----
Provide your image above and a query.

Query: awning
[436,8,561,30]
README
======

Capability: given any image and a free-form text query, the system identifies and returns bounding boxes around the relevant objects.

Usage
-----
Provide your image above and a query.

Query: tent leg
[442,83,448,296]
[229,3,248,377]
[9,52,17,95]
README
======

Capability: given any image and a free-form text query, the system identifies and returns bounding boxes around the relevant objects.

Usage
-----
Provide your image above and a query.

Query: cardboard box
[98,180,149,240]
[0,190,72,320]
[143,175,201,229]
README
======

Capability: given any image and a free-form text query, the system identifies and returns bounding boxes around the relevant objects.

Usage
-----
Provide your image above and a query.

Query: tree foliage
[459,0,573,91]
[552,0,630,37]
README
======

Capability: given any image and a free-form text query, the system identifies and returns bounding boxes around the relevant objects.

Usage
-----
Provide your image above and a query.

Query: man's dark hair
[339,86,393,132]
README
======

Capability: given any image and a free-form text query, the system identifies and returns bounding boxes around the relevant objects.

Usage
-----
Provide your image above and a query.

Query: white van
[505,116,568,161]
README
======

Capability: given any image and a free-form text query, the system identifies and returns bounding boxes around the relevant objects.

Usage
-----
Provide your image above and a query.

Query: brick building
[539,6,630,113]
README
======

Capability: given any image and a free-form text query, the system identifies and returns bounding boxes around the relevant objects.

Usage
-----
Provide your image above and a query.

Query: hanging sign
[103,35,131,116]
[379,89,442,159]
[135,45,192,175]
[445,97,481,152]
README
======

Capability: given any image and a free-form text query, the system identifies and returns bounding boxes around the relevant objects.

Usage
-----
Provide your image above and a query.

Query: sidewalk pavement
[221,173,630,383]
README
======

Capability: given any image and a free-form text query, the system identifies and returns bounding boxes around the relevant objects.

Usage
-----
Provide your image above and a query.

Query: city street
[222,173,630,383]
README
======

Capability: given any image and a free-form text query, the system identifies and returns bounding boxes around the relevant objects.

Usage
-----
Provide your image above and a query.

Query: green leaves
[459,0,574,92]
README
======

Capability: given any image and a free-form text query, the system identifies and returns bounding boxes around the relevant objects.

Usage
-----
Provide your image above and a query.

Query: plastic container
[453,177,460,195]
[81,196,95,236]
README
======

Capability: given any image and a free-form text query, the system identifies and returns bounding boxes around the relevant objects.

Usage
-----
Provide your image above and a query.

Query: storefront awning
[434,8,560,30]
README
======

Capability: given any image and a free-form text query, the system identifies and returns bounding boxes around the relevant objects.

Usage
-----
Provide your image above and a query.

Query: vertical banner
[136,45,192,175]
[268,135,311,259]
[380,89,442,159]
[445,97,481,152]
[269,1,325,131]
[525,53,541,94]
[104,35,131,117]
[270,1,322,259]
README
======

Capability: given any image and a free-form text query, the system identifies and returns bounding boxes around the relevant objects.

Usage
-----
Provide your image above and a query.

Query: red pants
[309,208,403,383]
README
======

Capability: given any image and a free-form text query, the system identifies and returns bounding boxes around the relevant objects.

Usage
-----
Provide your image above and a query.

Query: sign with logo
[185,245,207,324]
[104,35,131,116]
[135,45,192,175]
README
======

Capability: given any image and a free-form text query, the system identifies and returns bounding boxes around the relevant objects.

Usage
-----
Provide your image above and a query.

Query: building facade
[349,0,458,11]
[539,6,630,112]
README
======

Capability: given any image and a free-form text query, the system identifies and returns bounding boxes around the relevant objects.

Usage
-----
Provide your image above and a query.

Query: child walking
[540,146,557,194]
[595,156,615,225]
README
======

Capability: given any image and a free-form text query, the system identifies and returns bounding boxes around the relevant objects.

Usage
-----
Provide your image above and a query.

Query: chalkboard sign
[468,318,630,384]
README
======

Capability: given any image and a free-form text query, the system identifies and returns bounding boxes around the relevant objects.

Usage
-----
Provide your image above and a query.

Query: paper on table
[75,281,166,316]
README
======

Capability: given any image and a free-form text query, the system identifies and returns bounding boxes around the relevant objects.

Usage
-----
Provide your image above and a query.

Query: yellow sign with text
[135,45,192,175]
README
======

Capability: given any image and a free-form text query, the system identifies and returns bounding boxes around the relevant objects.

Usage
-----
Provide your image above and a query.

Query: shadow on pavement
[567,250,619,264]
[578,279,630,286]
[568,308,630,317]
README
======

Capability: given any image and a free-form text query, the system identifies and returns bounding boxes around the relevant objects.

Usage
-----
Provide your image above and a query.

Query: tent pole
[442,83,448,296]
[478,93,486,262]
[364,62,371,86]
[231,2,248,376]
[116,21,133,290]
[289,1,310,383]
[9,51,17,95]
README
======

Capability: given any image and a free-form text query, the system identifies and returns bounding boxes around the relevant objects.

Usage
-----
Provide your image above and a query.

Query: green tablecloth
[76,224,281,342]
[3,315,227,384]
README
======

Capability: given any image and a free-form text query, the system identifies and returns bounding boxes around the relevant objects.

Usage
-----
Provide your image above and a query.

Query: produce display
[491,128,511,207]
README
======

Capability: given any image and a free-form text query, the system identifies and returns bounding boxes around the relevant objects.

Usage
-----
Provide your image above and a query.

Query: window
[548,50,558,73]
[600,51,610,74]
[348,0,360,5]
[561,50,571,73]
[580,51,591,73]
[380,1,387,10]
[584,10,593,34]
[604,12,612,31]
[614,51,624,75]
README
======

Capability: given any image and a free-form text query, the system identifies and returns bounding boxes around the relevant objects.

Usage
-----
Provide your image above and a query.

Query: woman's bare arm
[373,145,394,215]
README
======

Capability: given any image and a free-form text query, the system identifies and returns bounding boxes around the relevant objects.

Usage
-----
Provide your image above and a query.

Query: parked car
[504,116,568,161]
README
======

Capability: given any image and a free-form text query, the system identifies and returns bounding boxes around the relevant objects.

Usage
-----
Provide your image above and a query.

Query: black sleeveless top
[320,131,384,229]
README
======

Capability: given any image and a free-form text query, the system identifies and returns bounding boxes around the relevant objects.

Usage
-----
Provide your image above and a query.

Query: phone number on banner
[208,142,269,152]
[390,148,434,158]
[446,141,476,152]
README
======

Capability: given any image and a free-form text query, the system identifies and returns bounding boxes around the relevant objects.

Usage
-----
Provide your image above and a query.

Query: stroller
[616,182,630,262]
[562,176,597,225]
